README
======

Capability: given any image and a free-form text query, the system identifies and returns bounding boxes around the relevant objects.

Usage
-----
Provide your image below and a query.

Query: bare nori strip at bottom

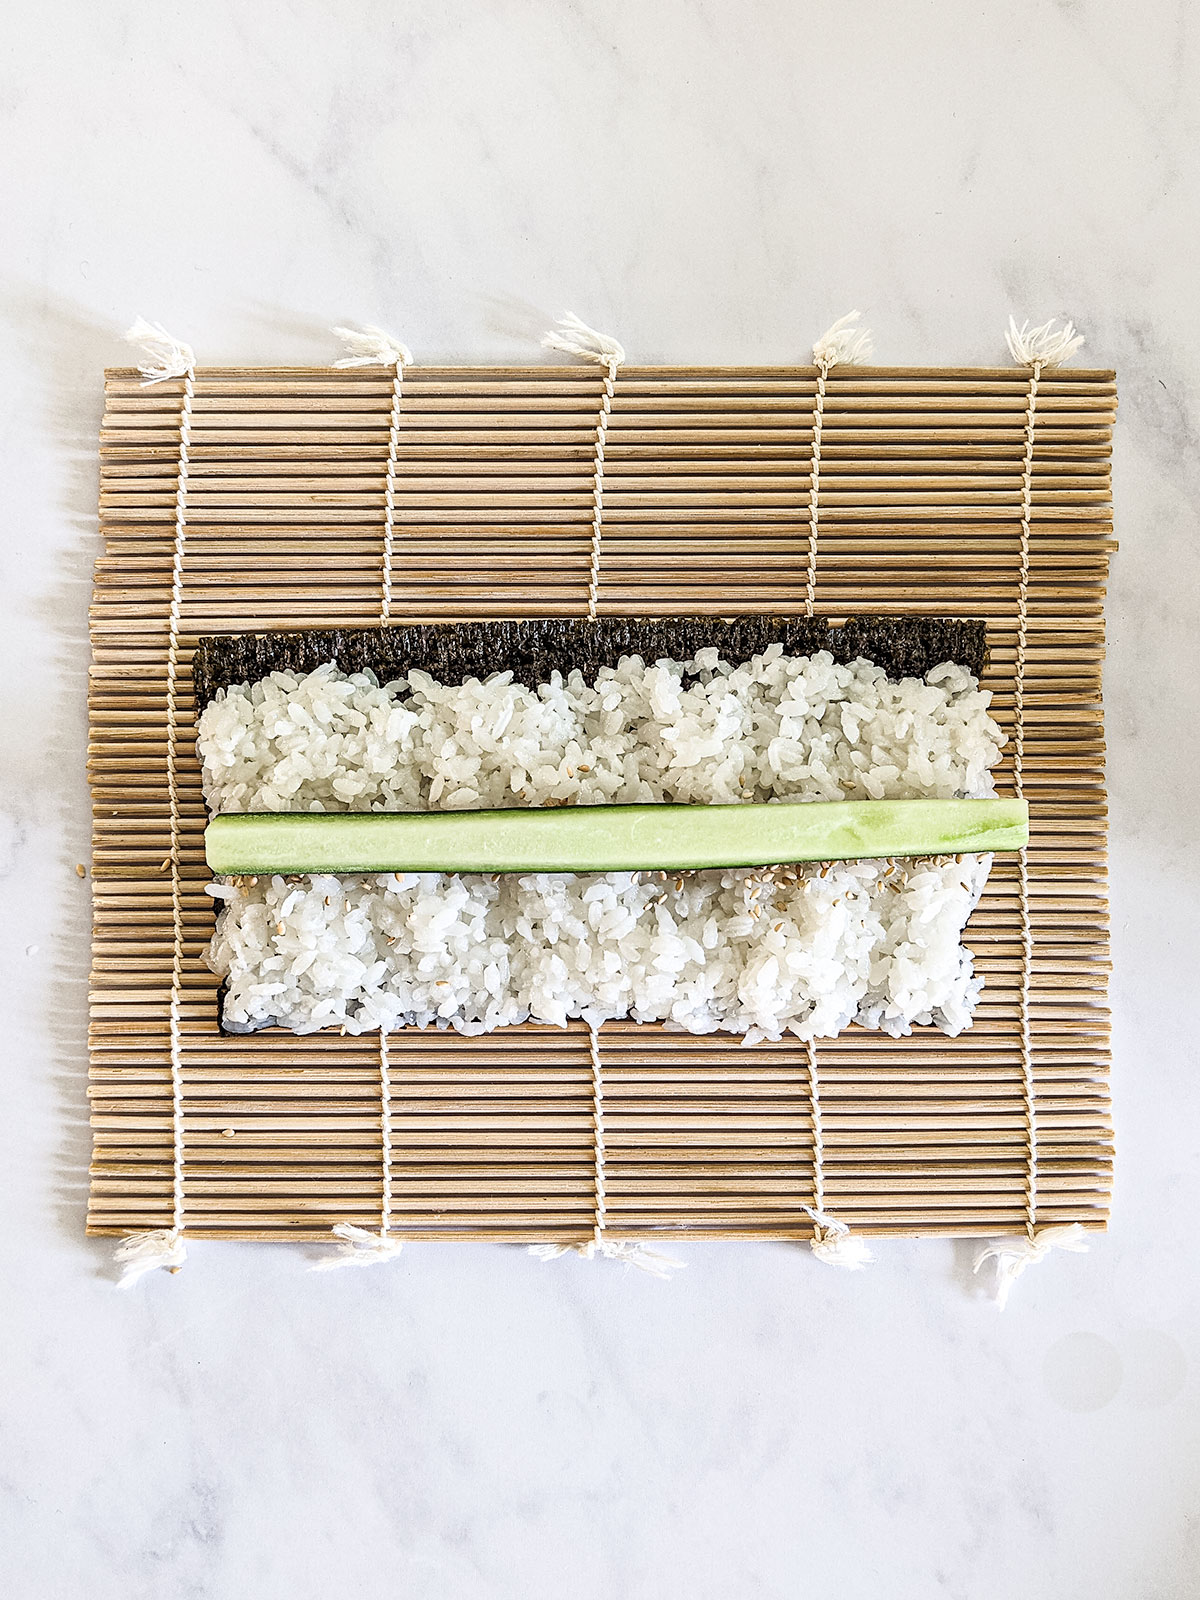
[192,616,987,710]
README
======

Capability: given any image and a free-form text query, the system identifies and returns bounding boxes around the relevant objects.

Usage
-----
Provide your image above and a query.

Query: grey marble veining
[2,2,1198,1596]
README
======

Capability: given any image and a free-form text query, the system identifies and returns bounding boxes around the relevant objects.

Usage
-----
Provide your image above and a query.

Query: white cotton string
[113,1228,188,1288]
[542,314,625,620]
[1005,316,1085,369]
[312,1017,403,1270]
[805,312,873,617]
[379,1035,395,1241]
[333,324,414,369]
[587,1022,608,1249]
[311,1223,405,1271]
[125,317,196,387]
[800,1207,875,1270]
[973,1223,1090,1311]
[333,324,413,625]
[529,1023,683,1278]
[114,319,196,1287]
[802,1039,872,1269]
[798,353,872,1273]
[542,310,626,368]
[535,319,680,1278]
[528,1239,684,1278]
[974,317,1087,1308]
[321,322,411,1264]
[1013,344,1042,1245]
[532,329,676,1275]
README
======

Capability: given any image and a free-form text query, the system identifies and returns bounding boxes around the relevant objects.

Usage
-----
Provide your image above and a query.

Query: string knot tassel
[114,1228,187,1288]
[333,324,414,369]
[1005,316,1085,369]
[529,1240,685,1280]
[974,1223,1089,1309]
[311,1223,405,1271]
[812,309,873,370]
[542,311,625,368]
[125,317,196,385]
[801,1206,874,1270]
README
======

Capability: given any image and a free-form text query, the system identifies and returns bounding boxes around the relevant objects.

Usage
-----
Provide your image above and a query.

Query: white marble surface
[3,3,1198,1595]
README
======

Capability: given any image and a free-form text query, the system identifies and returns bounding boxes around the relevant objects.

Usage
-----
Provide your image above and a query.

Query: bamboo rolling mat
[87,360,1116,1246]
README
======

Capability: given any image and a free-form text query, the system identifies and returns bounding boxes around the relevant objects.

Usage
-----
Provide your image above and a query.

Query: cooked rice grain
[211,857,991,1042]
[197,647,1002,815]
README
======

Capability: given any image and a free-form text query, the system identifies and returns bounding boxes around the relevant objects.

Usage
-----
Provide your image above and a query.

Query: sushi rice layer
[198,647,1006,1041]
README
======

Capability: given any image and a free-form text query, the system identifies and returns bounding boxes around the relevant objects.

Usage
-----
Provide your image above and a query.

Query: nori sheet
[193,616,987,709]
[200,611,987,1033]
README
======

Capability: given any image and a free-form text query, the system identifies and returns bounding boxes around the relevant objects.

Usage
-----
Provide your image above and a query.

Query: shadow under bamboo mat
[87,363,1116,1244]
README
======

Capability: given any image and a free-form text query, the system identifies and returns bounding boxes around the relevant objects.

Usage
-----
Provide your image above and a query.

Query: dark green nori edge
[193,616,987,710]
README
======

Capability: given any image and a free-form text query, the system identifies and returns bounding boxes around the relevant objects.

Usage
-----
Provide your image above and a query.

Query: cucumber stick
[205,799,1028,876]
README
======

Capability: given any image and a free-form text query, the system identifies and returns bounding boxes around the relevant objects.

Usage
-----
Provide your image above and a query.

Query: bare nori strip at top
[192,615,987,711]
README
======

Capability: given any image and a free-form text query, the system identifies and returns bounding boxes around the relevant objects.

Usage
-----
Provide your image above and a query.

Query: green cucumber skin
[205,800,1029,876]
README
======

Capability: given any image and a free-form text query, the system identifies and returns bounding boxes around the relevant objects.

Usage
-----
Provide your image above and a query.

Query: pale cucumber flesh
[205,800,1028,876]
